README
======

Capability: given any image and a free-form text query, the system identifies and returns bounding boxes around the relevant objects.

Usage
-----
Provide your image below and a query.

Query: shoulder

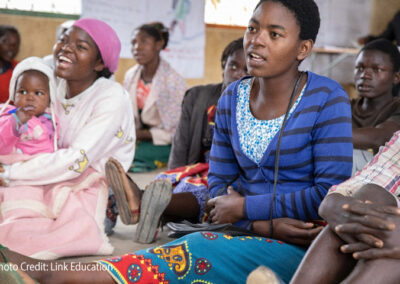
[11,60,18,68]
[159,58,186,81]
[124,65,140,79]
[92,78,131,107]
[305,72,348,101]
[219,77,251,105]
[389,97,400,111]
[184,83,222,101]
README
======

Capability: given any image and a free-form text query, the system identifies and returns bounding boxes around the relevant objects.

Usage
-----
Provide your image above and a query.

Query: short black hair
[135,22,169,49]
[0,25,20,42]
[255,0,320,42]
[221,37,244,69]
[360,39,400,72]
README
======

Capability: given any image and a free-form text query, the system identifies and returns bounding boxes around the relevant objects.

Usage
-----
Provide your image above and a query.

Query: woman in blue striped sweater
[0,0,353,283]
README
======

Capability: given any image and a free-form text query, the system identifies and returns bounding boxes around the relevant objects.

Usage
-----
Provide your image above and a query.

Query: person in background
[124,21,187,173]
[358,10,400,97]
[0,25,20,103]
[351,39,400,174]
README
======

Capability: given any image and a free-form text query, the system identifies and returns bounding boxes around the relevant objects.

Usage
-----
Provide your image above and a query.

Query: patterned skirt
[156,163,210,222]
[97,231,306,284]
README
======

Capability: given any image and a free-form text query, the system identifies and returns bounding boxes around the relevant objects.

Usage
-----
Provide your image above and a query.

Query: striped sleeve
[245,84,353,221]
[208,87,240,197]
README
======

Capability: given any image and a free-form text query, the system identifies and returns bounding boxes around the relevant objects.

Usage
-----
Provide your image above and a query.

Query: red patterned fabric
[97,254,168,284]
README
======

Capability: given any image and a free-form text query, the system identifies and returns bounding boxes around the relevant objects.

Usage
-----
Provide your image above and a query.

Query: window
[0,0,259,26]
[0,0,81,15]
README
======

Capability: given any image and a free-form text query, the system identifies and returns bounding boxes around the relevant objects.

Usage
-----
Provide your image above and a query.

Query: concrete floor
[64,168,174,263]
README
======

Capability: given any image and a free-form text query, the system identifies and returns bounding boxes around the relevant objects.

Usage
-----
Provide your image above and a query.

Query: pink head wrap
[73,18,121,73]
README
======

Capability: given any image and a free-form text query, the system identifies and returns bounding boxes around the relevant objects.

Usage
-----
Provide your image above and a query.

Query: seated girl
[124,22,187,172]
[351,39,400,173]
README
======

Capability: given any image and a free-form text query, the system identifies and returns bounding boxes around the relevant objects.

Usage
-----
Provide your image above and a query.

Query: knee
[352,184,397,206]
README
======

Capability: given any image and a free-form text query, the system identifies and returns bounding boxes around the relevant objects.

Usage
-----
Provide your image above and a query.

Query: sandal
[105,158,142,225]
[135,179,172,244]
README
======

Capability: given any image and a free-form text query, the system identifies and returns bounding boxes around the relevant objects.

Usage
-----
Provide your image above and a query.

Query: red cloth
[0,60,18,103]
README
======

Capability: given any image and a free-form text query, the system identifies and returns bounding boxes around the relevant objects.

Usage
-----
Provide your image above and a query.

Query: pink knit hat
[73,18,121,73]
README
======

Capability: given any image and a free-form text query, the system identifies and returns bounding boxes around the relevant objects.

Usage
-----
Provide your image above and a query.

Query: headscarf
[73,18,121,73]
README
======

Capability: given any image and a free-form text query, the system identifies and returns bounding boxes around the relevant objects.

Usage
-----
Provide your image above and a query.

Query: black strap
[269,72,304,238]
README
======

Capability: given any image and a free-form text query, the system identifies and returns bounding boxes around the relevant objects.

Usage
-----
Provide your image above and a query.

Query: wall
[0,12,244,87]
[370,0,400,35]
[1,0,399,88]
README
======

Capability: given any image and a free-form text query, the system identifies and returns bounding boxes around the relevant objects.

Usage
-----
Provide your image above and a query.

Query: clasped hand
[207,186,245,224]
[334,200,400,259]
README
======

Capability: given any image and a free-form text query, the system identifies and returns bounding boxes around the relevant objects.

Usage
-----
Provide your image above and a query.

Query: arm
[207,86,240,198]
[5,85,135,185]
[320,132,400,257]
[152,66,188,145]
[244,87,353,221]
[0,114,19,155]
[168,89,195,169]
[321,186,400,255]
[353,120,400,150]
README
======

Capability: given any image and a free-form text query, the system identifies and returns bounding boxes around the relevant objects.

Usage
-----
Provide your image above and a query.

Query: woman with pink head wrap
[0,18,135,259]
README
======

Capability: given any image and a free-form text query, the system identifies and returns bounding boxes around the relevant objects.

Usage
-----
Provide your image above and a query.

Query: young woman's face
[222,49,247,87]
[354,50,400,99]
[243,1,307,78]
[130,30,163,66]
[53,26,104,81]
[0,31,20,63]
[14,71,50,117]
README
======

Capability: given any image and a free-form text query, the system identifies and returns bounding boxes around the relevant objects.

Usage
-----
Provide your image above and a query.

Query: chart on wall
[81,0,205,78]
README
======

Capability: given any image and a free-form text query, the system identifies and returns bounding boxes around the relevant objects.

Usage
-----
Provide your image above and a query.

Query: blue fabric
[134,232,305,284]
[208,71,353,223]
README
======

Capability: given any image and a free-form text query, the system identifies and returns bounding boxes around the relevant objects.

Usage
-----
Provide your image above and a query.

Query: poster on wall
[81,0,205,78]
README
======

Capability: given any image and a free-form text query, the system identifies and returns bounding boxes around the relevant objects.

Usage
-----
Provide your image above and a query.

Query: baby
[0,57,58,156]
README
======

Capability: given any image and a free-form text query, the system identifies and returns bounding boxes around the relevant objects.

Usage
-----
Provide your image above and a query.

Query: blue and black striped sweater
[208,72,353,223]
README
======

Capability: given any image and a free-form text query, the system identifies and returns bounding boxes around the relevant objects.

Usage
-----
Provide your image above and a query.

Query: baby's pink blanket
[0,154,113,259]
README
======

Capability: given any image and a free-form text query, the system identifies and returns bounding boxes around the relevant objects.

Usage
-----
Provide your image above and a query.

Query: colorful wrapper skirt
[156,163,209,222]
[97,231,306,284]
